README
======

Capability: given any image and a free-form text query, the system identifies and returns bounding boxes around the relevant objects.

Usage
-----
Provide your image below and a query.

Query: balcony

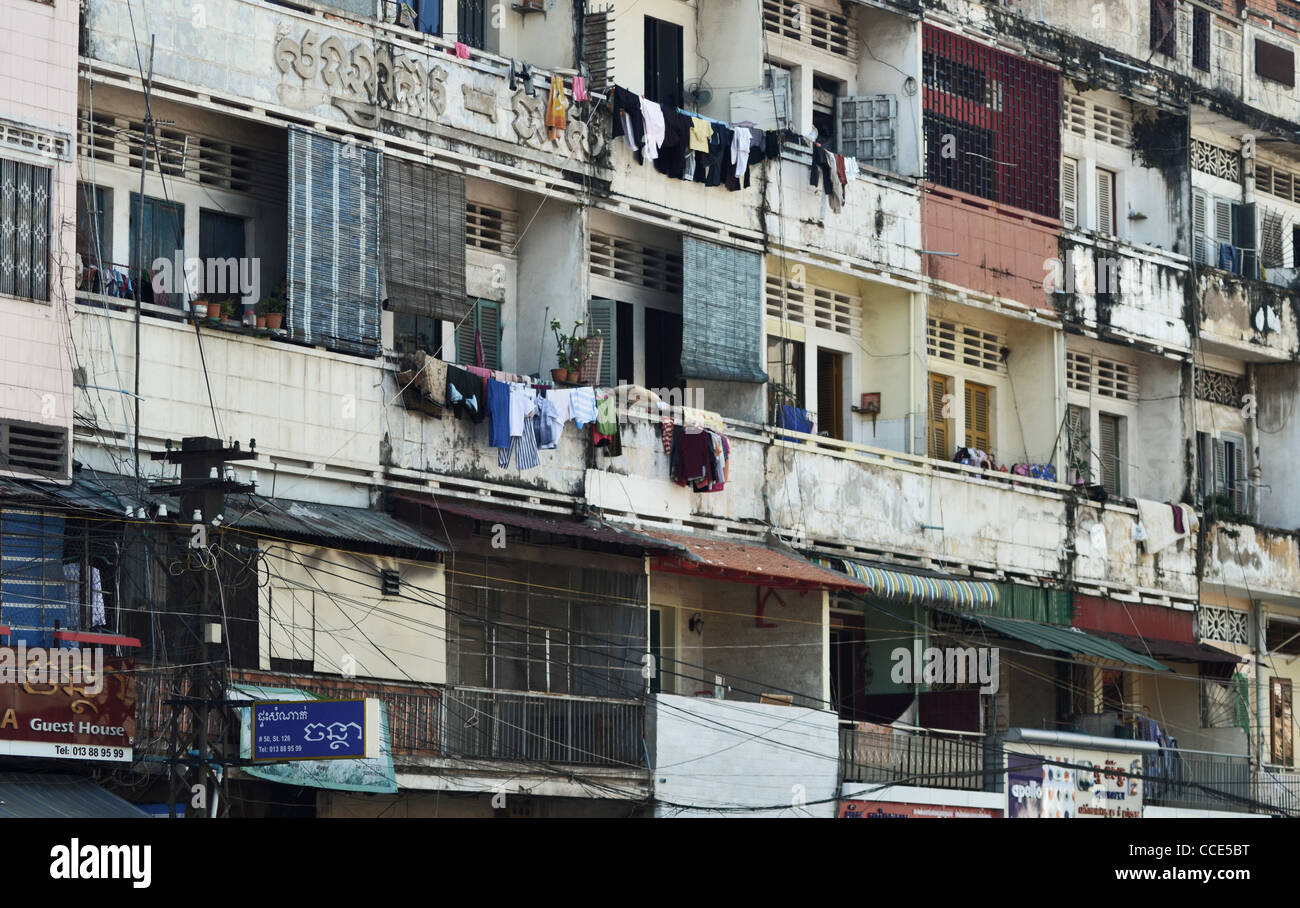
[1202,522,1300,605]
[1054,233,1190,352]
[1254,766,1300,817]
[1142,748,1254,814]
[135,666,646,770]
[1199,268,1300,361]
[839,722,987,791]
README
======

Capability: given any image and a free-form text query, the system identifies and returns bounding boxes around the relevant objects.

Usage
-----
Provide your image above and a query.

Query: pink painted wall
[0,0,79,479]
[922,184,1061,313]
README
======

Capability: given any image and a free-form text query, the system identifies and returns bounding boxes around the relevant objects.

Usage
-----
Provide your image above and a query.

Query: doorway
[817,349,844,439]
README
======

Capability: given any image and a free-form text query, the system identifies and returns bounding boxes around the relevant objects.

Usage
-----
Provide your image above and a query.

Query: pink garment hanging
[455,42,471,59]
[572,75,589,101]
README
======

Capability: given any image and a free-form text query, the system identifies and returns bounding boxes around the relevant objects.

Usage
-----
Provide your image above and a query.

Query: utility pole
[152,436,256,817]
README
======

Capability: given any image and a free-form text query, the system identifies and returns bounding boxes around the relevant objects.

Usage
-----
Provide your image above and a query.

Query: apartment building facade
[0,0,1297,816]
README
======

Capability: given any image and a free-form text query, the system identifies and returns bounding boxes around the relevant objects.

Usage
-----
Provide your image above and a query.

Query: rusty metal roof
[224,497,448,558]
[396,495,690,554]
[641,528,870,592]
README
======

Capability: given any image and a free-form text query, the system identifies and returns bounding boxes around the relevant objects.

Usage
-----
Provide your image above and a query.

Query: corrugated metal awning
[815,555,1000,610]
[959,613,1170,672]
[225,498,448,558]
[645,530,869,592]
[0,773,150,818]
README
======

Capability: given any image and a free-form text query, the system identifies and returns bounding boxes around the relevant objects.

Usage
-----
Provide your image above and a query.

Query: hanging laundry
[507,383,537,437]
[592,390,622,455]
[661,416,675,454]
[545,74,568,141]
[570,386,598,427]
[501,413,541,470]
[611,87,646,162]
[487,378,513,448]
[775,405,813,443]
[572,75,589,101]
[535,395,561,449]
[446,365,486,422]
[640,96,666,161]
[731,126,752,181]
[689,117,713,153]
[844,156,860,182]
[454,42,471,59]
[548,387,575,426]
[705,124,731,187]
[653,110,692,179]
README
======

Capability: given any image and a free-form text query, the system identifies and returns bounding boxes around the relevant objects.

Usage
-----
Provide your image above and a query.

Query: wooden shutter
[964,381,991,452]
[1214,198,1233,242]
[1096,168,1115,235]
[1098,413,1120,497]
[582,11,611,94]
[928,373,951,460]
[588,298,617,388]
[1272,677,1294,766]
[1230,436,1247,513]
[382,157,467,323]
[1192,190,1208,265]
[455,299,500,369]
[1212,436,1227,499]
[837,95,896,170]
[1061,157,1078,228]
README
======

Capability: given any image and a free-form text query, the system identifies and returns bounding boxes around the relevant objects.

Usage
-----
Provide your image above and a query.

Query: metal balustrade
[839,723,986,791]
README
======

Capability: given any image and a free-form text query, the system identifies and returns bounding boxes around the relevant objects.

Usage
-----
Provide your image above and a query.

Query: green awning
[815,556,1000,611]
[960,613,1170,672]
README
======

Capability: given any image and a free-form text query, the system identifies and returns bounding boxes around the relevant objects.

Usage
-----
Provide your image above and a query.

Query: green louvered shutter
[588,298,616,387]
[455,299,501,369]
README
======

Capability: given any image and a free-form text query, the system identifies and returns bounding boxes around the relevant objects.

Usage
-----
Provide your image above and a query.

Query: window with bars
[1192,7,1211,71]
[1199,604,1250,645]
[1150,0,1176,57]
[926,318,1004,373]
[922,26,1060,218]
[1193,367,1246,406]
[0,157,52,302]
[766,275,861,339]
[466,201,517,254]
[1260,207,1285,269]
[589,232,682,293]
[1065,95,1132,149]
[762,0,855,60]
[1066,351,1137,401]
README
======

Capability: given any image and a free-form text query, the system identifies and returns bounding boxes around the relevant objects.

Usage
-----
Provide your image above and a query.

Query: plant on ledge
[257,293,287,330]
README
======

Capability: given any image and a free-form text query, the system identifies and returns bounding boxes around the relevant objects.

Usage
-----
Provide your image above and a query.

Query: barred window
[0,156,52,302]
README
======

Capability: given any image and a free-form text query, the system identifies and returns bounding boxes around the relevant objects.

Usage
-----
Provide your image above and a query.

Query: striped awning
[815,556,1000,610]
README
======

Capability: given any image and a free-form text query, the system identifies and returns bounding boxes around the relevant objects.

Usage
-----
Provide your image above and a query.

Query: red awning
[1073,595,1195,644]
[0,626,9,638]
[52,631,142,648]
[641,529,869,592]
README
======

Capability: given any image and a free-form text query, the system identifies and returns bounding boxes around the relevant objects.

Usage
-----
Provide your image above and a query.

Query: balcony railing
[135,667,645,770]
[839,722,986,790]
[1142,748,1254,813]
[441,686,645,768]
[1253,766,1300,817]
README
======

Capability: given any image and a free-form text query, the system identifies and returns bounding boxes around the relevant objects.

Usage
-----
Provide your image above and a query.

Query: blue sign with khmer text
[252,699,368,761]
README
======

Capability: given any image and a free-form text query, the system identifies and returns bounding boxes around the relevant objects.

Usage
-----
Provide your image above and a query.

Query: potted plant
[259,294,286,330]
[220,299,239,325]
[549,319,571,383]
[565,319,589,383]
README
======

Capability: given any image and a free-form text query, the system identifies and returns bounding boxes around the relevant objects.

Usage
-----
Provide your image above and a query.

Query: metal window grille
[466,201,518,254]
[0,156,51,302]
[1194,367,1246,406]
[927,317,1004,373]
[762,0,856,60]
[588,232,682,292]
[1199,605,1249,645]
[922,25,1060,218]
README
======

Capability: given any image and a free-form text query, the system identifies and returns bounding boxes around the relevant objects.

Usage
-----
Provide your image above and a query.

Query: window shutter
[588,298,617,388]
[478,299,501,371]
[1231,437,1247,513]
[455,303,477,366]
[1096,168,1114,235]
[582,11,611,94]
[382,157,467,323]
[1061,158,1078,228]
[1098,413,1119,497]
[1214,198,1233,242]
[928,373,950,460]
[1212,436,1227,498]
[964,382,991,452]
[1192,190,1208,265]
[681,238,766,382]
[836,95,896,170]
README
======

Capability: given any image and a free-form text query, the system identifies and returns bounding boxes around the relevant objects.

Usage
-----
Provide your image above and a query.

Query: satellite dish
[685,80,713,107]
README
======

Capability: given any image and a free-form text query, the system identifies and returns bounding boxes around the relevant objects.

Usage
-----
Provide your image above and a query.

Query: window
[964,381,992,452]
[768,337,806,415]
[836,95,895,171]
[586,298,622,387]
[928,372,952,460]
[458,0,485,49]
[1061,157,1079,228]
[395,312,444,358]
[1095,167,1116,236]
[1256,39,1296,88]
[926,317,1004,373]
[455,298,501,370]
[128,192,183,280]
[1097,412,1124,498]
[1150,0,1176,57]
[76,183,110,264]
[1198,430,1247,512]
[0,156,52,302]
[198,209,246,302]
[924,115,994,202]
[644,307,682,392]
[811,75,842,151]
[644,17,684,111]
[1192,7,1211,72]
[1066,405,1090,483]
[1260,208,1285,269]
[1192,190,1240,269]
[1271,677,1293,767]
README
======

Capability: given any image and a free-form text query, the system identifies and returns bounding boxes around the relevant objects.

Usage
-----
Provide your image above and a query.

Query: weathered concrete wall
[649,693,840,816]
[1199,270,1300,361]
[1202,523,1300,604]
[1257,362,1300,530]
